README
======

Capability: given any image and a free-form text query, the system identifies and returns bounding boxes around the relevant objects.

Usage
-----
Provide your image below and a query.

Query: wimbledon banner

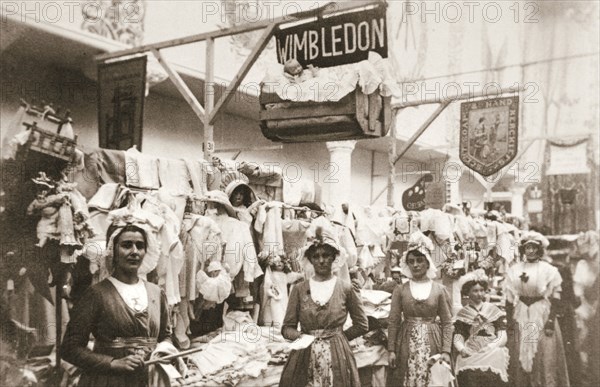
[274,5,387,69]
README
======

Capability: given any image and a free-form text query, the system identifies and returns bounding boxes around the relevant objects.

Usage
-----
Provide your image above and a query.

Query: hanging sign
[459,96,519,176]
[402,174,433,211]
[98,56,147,151]
[545,139,590,175]
[424,181,447,210]
[274,4,387,69]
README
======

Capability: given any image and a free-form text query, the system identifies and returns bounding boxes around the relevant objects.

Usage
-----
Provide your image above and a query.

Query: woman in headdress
[61,216,171,387]
[454,269,509,387]
[387,231,453,387]
[504,231,570,386]
[279,226,368,387]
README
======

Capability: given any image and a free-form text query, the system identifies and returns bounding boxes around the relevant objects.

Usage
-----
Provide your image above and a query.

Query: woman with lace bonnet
[386,231,453,387]
[61,215,171,387]
[454,269,509,387]
[279,225,368,387]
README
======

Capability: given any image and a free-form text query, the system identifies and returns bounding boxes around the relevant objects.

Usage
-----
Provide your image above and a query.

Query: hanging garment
[210,213,261,282]
[196,269,232,303]
[125,147,160,189]
[1,104,27,159]
[282,219,311,272]
[254,201,285,256]
[158,158,192,195]
[183,159,211,196]
[179,215,222,303]
[143,199,185,305]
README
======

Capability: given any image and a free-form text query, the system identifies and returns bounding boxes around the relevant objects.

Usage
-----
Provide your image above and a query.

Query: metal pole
[204,38,215,160]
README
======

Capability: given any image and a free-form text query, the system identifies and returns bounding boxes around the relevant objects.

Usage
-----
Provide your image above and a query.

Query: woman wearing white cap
[387,231,453,387]
[61,218,171,386]
[279,226,368,387]
[504,231,570,386]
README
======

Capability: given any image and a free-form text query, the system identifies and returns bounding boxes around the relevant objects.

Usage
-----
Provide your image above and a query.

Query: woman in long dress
[61,222,171,387]
[387,231,453,387]
[454,269,509,386]
[279,226,368,387]
[505,231,570,386]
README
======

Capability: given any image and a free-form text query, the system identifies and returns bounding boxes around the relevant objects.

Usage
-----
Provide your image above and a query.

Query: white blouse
[409,279,433,301]
[309,277,337,306]
[108,277,148,312]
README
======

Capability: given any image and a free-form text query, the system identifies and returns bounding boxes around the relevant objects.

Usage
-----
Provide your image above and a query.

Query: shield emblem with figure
[459,96,519,176]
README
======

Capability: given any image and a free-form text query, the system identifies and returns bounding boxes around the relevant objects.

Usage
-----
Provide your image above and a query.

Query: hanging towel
[125,147,160,189]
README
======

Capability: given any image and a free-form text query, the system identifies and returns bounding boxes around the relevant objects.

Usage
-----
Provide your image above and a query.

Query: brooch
[519,272,529,283]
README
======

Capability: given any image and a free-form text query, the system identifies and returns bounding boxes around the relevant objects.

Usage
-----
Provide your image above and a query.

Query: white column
[325,140,356,207]
[511,185,527,217]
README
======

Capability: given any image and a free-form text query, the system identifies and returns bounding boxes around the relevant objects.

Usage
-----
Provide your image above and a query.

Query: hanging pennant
[459,96,519,176]
[98,56,147,151]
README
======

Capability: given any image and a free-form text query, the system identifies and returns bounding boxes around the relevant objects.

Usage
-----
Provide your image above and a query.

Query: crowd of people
[55,169,598,387]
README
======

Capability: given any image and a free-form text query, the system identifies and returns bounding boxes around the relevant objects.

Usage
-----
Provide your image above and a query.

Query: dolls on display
[283,58,319,84]
[26,172,65,247]
[262,254,301,327]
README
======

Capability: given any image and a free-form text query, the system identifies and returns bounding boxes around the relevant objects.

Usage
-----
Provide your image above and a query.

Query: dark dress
[280,278,368,387]
[387,281,453,387]
[61,279,171,387]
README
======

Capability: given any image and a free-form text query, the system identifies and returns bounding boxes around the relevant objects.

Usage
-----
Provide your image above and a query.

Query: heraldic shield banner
[460,96,519,177]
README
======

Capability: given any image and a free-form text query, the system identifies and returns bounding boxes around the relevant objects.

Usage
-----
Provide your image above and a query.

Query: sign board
[545,140,590,175]
[274,5,387,68]
[402,174,433,211]
[98,56,147,151]
[528,199,543,213]
[424,181,447,210]
[459,96,519,177]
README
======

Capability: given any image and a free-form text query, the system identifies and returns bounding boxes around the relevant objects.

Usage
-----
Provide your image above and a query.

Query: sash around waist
[95,336,157,350]
[519,296,545,306]
[404,316,436,325]
[309,326,343,340]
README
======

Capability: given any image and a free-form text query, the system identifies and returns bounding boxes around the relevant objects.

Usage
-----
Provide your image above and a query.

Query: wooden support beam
[393,101,451,166]
[371,101,450,204]
[151,49,205,122]
[387,119,397,207]
[208,24,277,125]
[204,38,215,160]
[95,0,382,62]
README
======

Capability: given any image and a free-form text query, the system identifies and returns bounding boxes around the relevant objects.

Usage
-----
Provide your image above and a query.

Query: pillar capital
[326,140,356,154]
